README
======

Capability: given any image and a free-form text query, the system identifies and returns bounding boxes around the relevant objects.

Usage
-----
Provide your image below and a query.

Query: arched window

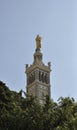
[45,74,47,84]
[46,74,49,84]
[39,71,41,81]
[42,73,44,82]
[33,72,35,82]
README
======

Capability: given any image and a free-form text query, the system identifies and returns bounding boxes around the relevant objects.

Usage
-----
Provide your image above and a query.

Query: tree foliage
[0,81,77,130]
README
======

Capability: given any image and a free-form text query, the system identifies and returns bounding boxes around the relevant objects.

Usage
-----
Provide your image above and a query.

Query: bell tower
[25,35,51,104]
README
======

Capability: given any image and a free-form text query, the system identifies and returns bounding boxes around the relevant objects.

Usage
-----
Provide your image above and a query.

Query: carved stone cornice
[26,64,51,74]
[27,80,50,89]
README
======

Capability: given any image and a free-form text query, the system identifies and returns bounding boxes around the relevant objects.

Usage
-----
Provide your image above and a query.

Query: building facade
[25,35,51,104]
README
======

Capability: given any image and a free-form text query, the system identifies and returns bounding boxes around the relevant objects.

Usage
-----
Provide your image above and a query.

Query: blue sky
[0,0,77,101]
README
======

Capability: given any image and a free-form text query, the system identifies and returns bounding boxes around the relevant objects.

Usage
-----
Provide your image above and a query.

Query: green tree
[0,81,77,130]
[57,97,75,129]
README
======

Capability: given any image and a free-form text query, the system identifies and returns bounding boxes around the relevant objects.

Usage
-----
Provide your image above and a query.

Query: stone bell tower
[25,35,51,104]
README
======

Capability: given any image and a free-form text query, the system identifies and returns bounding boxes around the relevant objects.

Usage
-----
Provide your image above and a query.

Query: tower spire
[25,35,51,105]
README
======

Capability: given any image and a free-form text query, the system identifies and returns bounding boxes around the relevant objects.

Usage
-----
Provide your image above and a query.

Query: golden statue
[35,35,42,50]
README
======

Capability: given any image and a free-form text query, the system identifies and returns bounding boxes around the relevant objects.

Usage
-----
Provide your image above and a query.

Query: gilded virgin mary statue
[35,35,42,51]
